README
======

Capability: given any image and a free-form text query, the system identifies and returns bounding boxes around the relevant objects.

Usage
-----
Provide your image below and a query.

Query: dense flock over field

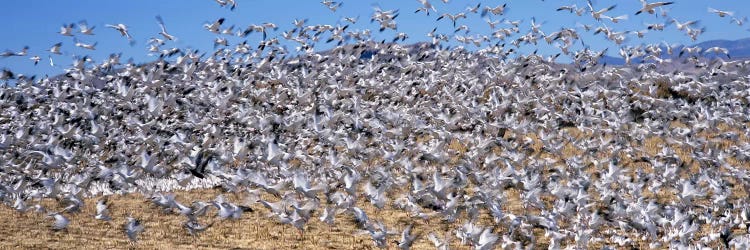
[1,0,750,249]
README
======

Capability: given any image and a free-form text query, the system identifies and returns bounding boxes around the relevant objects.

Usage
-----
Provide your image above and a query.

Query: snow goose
[105,23,134,44]
[635,1,674,15]
[155,15,176,41]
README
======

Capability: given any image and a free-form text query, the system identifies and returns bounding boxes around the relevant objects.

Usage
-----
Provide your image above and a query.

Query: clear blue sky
[1,0,748,78]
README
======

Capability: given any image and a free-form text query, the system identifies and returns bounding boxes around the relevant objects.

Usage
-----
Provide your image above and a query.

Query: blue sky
[1,0,748,78]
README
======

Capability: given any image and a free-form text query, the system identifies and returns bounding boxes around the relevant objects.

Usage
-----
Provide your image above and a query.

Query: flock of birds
[2,0,750,249]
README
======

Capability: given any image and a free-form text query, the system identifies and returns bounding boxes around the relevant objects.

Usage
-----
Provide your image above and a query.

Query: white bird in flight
[105,23,135,44]
[48,212,69,231]
[704,46,731,58]
[215,0,237,10]
[156,15,176,41]
[0,46,28,57]
[671,18,699,31]
[481,3,507,17]
[708,8,734,18]
[321,0,342,12]
[415,0,437,16]
[48,42,62,55]
[78,20,95,35]
[124,216,145,242]
[59,23,75,36]
[635,1,674,16]
[437,12,467,27]
[586,1,616,21]
[602,14,628,24]
[29,55,40,65]
[95,198,112,221]
[204,18,225,34]
[74,38,97,50]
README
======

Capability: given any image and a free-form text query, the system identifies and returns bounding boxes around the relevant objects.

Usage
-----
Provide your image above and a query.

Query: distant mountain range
[601,37,750,65]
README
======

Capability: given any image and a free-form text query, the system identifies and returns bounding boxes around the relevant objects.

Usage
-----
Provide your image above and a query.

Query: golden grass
[1,123,749,249]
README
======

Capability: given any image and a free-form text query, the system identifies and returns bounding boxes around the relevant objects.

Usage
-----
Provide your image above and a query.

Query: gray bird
[48,212,69,231]
[183,217,213,236]
[124,216,145,242]
[95,198,112,221]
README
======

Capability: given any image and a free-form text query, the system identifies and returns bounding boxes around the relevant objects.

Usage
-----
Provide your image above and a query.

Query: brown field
[1,123,748,249]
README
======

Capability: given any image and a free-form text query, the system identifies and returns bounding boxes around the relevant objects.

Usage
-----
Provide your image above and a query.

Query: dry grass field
[1,122,748,249]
